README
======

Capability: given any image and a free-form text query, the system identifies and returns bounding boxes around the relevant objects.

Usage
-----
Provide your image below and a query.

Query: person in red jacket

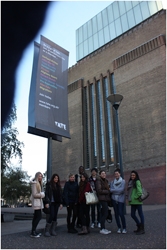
[78,173,92,235]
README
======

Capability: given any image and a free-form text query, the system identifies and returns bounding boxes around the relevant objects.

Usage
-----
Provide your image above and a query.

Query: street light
[107,94,124,178]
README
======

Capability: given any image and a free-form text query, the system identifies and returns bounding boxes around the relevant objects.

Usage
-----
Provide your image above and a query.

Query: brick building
[52,2,166,204]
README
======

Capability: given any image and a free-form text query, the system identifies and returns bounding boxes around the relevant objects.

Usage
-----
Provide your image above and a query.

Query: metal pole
[47,135,52,182]
[114,108,124,179]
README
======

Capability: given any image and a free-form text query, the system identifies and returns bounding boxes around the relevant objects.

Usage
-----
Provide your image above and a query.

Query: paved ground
[1,205,166,249]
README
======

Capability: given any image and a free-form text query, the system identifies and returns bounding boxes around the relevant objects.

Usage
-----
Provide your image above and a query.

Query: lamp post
[107,94,126,214]
[107,94,124,178]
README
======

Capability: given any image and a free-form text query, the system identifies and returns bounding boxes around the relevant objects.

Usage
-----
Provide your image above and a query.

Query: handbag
[85,186,99,205]
[138,187,149,202]
[42,200,50,214]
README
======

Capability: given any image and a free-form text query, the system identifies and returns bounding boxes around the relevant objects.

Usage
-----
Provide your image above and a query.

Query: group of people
[30,166,145,238]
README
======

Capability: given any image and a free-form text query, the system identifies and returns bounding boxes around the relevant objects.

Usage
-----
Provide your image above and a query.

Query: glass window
[102,8,108,27]
[115,18,122,37]
[107,3,114,24]
[103,78,114,161]
[76,45,79,61]
[83,87,89,168]
[90,84,97,167]
[97,80,105,163]
[93,33,99,51]
[76,30,79,46]
[78,26,83,44]
[132,1,139,7]
[134,4,143,24]
[104,26,110,44]
[148,1,158,15]
[88,36,93,54]
[119,1,126,15]
[125,1,132,11]
[109,22,116,40]
[92,16,98,34]
[156,0,163,10]
[97,12,103,31]
[83,23,88,41]
[83,40,88,57]
[78,43,83,59]
[127,9,136,29]
[121,13,129,33]
[140,2,150,20]
[98,29,104,47]
[87,20,93,38]
[113,1,120,19]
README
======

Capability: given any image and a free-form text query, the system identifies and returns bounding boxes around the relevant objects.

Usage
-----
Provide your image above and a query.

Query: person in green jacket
[127,170,145,234]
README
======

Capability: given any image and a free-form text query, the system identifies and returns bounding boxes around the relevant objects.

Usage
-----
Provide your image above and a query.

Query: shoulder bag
[138,187,149,202]
[85,185,99,205]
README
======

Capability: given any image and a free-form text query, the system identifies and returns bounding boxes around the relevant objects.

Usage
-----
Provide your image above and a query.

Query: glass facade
[76,1,163,61]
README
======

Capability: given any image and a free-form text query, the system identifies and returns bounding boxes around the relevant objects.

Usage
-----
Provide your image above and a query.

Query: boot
[134,224,141,233]
[70,223,78,233]
[44,223,51,237]
[135,224,145,235]
[86,226,90,234]
[50,221,57,236]
[78,226,88,235]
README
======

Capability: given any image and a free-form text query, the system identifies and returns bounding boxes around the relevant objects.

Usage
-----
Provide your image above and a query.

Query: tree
[1,167,31,206]
[1,103,24,175]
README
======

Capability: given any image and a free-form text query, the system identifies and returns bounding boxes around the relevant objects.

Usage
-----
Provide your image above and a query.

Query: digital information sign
[28,35,70,140]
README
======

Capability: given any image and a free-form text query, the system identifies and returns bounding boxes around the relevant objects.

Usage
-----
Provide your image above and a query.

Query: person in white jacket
[30,172,45,238]
[110,168,127,234]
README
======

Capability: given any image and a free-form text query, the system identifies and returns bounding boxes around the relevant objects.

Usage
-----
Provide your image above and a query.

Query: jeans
[79,203,90,227]
[32,209,42,231]
[100,201,108,230]
[112,199,126,229]
[67,203,77,226]
[48,202,59,223]
[90,203,101,224]
[131,205,144,225]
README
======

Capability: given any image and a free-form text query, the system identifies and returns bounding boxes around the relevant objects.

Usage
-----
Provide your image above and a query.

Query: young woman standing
[110,168,127,234]
[44,173,63,237]
[127,170,145,234]
[63,173,79,233]
[30,172,45,238]
[78,173,91,235]
[96,170,111,235]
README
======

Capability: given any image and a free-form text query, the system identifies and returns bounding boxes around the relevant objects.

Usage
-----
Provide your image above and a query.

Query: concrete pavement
[1,205,166,249]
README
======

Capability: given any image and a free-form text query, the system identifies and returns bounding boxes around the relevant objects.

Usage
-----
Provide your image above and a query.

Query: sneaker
[35,231,42,236]
[122,229,127,234]
[100,229,110,234]
[104,229,111,233]
[30,231,40,238]
[117,228,121,234]
[91,223,95,228]
[97,223,101,228]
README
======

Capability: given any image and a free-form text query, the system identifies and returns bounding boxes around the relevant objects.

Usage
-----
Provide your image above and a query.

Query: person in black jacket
[44,173,63,237]
[63,174,79,233]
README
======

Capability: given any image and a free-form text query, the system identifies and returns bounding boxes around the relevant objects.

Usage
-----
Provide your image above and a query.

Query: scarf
[127,180,134,202]
[113,177,123,201]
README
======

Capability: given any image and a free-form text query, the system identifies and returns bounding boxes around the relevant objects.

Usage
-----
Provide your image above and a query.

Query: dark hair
[80,172,89,181]
[129,170,141,188]
[114,168,121,174]
[50,173,61,189]
[91,168,98,173]
[99,170,106,175]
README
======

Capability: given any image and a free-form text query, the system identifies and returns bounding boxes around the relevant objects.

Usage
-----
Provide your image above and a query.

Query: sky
[13,1,113,178]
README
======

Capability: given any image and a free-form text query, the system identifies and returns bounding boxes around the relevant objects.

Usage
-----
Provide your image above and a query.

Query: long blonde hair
[33,172,43,193]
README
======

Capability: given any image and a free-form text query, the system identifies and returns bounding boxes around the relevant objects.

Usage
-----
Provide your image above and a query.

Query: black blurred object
[42,200,50,214]
[106,209,112,223]
[1,1,50,128]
